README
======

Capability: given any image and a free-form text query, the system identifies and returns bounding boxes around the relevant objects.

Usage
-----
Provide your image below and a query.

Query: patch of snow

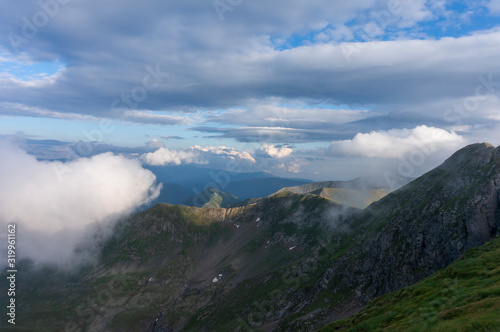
[256,218,260,222]
[218,274,223,277]
[149,277,152,282]
[212,277,219,283]
[289,246,296,250]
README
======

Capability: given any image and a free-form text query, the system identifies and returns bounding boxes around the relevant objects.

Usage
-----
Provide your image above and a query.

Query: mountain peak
[438,142,499,172]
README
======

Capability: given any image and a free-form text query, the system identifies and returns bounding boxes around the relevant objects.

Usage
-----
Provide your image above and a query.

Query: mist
[0,141,161,268]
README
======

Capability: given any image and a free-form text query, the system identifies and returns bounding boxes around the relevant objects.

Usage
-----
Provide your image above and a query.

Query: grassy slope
[318,235,500,332]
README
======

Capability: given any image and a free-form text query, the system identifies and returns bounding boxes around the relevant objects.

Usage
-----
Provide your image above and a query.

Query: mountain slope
[318,233,500,331]
[2,143,499,331]
[183,187,241,208]
[258,177,399,209]
[300,143,500,316]
[1,193,349,331]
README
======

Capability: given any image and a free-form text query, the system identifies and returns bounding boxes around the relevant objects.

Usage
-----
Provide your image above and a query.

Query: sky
[1,0,500,182]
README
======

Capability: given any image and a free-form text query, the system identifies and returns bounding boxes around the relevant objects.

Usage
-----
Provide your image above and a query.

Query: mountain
[3,192,347,331]
[308,187,389,209]
[221,176,312,200]
[144,164,276,187]
[145,164,312,204]
[2,143,499,331]
[241,175,411,209]
[270,178,398,209]
[274,174,412,195]
[183,187,241,208]
[319,233,500,331]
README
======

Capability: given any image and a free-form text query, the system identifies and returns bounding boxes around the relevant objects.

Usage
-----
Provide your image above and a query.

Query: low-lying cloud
[258,143,293,158]
[0,141,160,267]
[140,145,256,167]
[328,125,465,158]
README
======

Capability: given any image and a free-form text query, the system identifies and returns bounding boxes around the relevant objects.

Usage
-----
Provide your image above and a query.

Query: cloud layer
[1,1,499,133]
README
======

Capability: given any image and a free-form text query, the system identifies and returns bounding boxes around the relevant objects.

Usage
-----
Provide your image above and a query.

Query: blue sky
[1,0,500,180]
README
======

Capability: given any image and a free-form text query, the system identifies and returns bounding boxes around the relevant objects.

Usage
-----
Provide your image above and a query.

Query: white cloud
[259,143,293,158]
[144,138,165,150]
[278,160,303,174]
[487,0,500,15]
[211,102,370,128]
[329,125,465,158]
[140,145,256,166]
[0,141,160,266]
[140,147,198,165]
[394,0,435,28]
[193,145,256,163]
[120,110,189,125]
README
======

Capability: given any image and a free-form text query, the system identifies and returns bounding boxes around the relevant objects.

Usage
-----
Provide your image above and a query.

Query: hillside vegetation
[319,234,500,331]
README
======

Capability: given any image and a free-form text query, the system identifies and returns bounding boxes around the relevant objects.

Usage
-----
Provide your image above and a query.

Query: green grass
[318,235,500,332]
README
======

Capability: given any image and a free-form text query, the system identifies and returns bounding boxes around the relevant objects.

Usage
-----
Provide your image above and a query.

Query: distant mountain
[144,164,276,187]
[309,187,389,209]
[145,164,312,204]
[274,174,412,195]
[5,143,500,331]
[183,187,241,208]
[153,182,193,205]
[243,175,412,209]
[220,176,312,200]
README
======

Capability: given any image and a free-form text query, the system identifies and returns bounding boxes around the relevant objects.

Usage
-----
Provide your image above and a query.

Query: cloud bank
[329,125,465,158]
[0,141,160,266]
[140,145,256,167]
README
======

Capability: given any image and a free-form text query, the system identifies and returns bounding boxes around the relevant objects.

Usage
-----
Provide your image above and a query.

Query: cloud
[194,145,256,163]
[1,1,499,130]
[193,126,353,143]
[487,0,500,15]
[258,143,293,158]
[144,138,165,150]
[140,145,256,167]
[328,125,465,158]
[0,141,160,266]
[208,102,370,129]
[161,135,184,140]
[278,160,303,174]
[140,147,198,166]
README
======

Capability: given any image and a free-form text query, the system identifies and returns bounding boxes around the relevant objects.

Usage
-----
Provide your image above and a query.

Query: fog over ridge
[0,141,161,267]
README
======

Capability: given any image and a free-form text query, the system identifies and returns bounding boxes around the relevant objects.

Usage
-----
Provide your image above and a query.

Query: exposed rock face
[281,143,500,327]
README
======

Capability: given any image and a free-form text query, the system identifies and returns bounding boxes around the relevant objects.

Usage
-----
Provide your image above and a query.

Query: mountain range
[1,143,499,331]
[144,165,313,207]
